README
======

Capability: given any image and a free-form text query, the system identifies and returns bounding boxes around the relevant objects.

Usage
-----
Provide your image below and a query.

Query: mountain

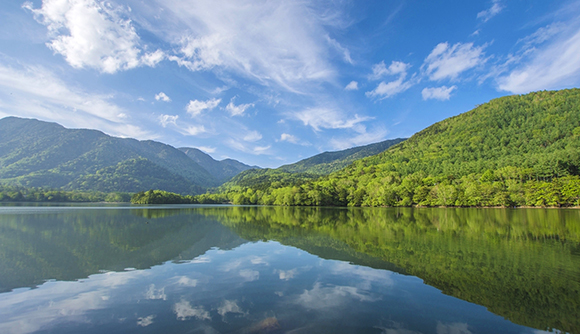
[219,137,406,192]
[278,138,406,174]
[216,89,580,207]
[178,147,259,182]
[0,117,219,194]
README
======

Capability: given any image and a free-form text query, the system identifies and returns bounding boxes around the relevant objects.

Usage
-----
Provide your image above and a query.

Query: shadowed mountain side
[0,208,245,292]
[179,147,260,182]
[0,117,219,193]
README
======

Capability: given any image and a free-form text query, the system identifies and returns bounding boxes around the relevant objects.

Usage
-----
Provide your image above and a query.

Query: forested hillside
[201,89,580,207]
[278,138,405,174]
[179,147,259,182]
[215,137,406,198]
[0,117,218,194]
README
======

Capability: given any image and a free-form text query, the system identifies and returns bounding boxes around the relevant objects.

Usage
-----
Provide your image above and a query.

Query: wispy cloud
[477,0,504,22]
[186,98,221,117]
[158,114,178,127]
[243,130,262,142]
[330,127,388,150]
[497,23,580,93]
[0,63,149,138]
[366,76,414,100]
[366,61,414,99]
[196,146,216,153]
[345,81,359,91]
[292,108,372,132]
[369,61,410,80]
[24,0,163,73]
[423,42,486,81]
[326,36,353,64]
[226,139,271,155]
[280,133,299,144]
[421,86,457,100]
[173,300,211,321]
[226,97,254,117]
[155,0,343,91]
[155,92,171,102]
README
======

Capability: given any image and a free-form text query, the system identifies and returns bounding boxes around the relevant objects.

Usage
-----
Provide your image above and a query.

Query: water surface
[0,205,578,333]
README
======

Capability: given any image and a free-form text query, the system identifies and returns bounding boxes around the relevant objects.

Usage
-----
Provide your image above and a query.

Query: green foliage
[207,89,580,207]
[0,185,131,202]
[70,158,204,194]
[0,117,219,193]
[278,138,406,174]
[130,189,229,204]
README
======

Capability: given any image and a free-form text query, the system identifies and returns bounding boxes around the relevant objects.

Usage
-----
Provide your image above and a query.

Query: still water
[0,205,579,334]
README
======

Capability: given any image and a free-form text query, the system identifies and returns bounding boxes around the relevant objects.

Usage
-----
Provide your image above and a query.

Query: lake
[0,205,578,334]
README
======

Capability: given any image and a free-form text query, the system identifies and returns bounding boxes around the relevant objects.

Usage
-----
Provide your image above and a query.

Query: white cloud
[366,61,414,99]
[423,42,486,81]
[366,76,414,100]
[421,86,457,101]
[186,98,221,116]
[275,269,297,280]
[326,36,353,64]
[182,125,207,136]
[155,92,171,102]
[329,127,388,150]
[295,283,379,310]
[158,114,178,127]
[477,0,504,22]
[137,315,155,327]
[151,0,341,91]
[497,25,580,93]
[217,300,246,317]
[345,81,359,91]
[516,23,565,50]
[196,146,216,153]
[292,108,372,132]
[211,86,229,95]
[173,300,211,321]
[436,322,472,334]
[226,139,272,155]
[239,269,259,281]
[226,97,254,117]
[243,131,262,142]
[176,276,198,287]
[145,284,166,300]
[0,269,149,334]
[280,133,299,144]
[0,63,149,139]
[24,0,162,73]
[168,34,224,71]
[370,61,410,80]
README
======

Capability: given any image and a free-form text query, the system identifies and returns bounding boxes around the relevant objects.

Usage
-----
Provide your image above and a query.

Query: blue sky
[1,0,579,167]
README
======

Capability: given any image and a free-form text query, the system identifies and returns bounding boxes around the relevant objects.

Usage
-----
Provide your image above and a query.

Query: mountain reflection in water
[0,205,578,333]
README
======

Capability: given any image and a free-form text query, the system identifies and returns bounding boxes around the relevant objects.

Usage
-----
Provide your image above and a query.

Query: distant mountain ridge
[278,138,406,174]
[220,137,406,191]
[178,147,260,182]
[0,117,219,194]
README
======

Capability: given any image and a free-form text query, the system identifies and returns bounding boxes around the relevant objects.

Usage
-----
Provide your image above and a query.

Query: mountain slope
[179,147,259,182]
[215,89,580,207]
[278,138,406,174]
[0,117,218,193]
[220,138,406,192]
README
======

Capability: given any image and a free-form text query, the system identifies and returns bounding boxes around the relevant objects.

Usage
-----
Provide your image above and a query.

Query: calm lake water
[0,205,579,334]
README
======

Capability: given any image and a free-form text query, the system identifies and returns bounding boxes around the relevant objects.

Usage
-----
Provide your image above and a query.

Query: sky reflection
[0,240,546,334]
